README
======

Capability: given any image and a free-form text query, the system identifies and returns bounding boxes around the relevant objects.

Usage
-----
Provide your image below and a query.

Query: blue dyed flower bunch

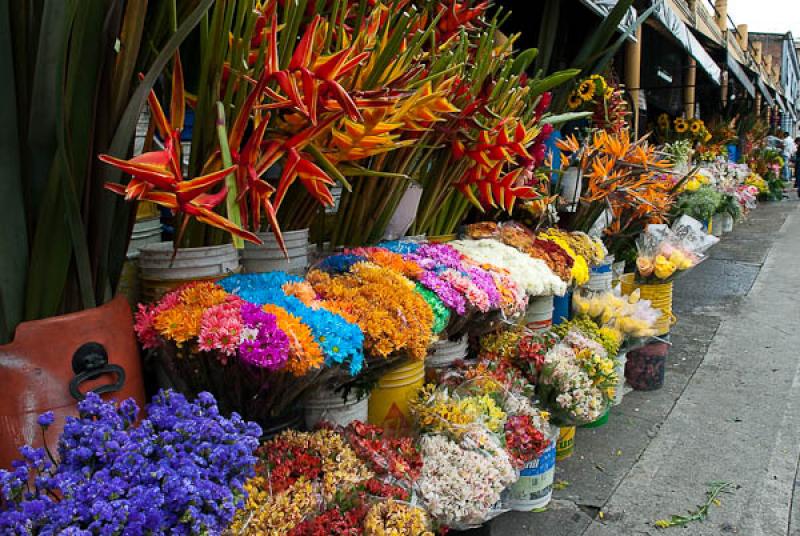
[0,391,261,535]
[315,253,366,273]
[220,273,365,374]
[380,239,422,254]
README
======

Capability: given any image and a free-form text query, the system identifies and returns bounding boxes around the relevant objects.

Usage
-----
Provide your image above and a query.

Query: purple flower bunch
[239,302,291,370]
[413,243,465,270]
[418,270,467,315]
[0,391,261,535]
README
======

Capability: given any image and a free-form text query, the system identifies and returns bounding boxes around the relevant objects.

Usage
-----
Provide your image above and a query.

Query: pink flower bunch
[440,269,491,313]
[133,292,182,350]
[198,297,245,361]
[489,269,528,315]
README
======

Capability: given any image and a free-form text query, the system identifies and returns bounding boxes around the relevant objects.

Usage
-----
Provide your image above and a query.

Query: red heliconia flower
[99,55,260,246]
[436,0,490,40]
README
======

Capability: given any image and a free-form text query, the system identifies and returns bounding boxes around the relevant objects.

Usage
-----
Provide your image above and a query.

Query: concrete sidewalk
[464,200,800,536]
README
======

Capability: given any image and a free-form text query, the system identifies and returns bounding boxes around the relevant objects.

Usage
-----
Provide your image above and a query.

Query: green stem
[216,101,243,248]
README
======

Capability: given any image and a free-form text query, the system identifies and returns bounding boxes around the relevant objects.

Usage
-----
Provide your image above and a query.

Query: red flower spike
[170,53,185,132]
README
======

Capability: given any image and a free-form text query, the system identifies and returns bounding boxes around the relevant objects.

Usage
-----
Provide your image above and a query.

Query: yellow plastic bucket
[556,425,576,461]
[117,259,140,309]
[135,201,159,221]
[368,359,425,436]
[427,234,457,243]
[620,274,676,336]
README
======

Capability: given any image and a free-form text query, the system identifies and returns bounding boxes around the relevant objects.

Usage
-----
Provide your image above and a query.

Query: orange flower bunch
[261,304,324,376]
[307,262,434,360]
[152,282,230,345]
[558,130,676,239]
[346,247,424,278]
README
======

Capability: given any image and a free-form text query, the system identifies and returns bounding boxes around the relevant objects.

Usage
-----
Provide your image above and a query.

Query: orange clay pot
[0,295,145,469]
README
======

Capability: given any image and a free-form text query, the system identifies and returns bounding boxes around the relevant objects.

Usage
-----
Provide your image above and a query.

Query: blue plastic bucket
[552,290,572,325]
[506,434,557,511]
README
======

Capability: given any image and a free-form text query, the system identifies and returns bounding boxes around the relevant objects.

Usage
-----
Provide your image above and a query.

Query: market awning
[578,0,639,41]
[649,0,721,85]
[726,53,755,97]
[755,77,776,107]
[775,92,788,112]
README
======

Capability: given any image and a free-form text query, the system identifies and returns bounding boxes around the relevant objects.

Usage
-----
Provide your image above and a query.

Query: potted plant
[0,0,217,468]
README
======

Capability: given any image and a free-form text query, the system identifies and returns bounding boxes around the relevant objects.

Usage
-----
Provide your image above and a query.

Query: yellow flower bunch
[410,384,480,439]
[572,291,660,338]
[567,74,609,109]
[745,173,769,194]
[540,229,605,265]
[364,500,434,536]
[286,429,374,501]
[659,115,712,142]
[230,477,316,535]
[576,348,617,390]
[537,230,594,285]
[410,384,507,438]
[307,262,434,360]
[461,394,507,434]
[682,172,710,192]
[598,326,623,356]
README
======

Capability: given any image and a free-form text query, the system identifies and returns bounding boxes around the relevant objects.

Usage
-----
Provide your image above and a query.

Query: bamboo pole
[625,25,643,135]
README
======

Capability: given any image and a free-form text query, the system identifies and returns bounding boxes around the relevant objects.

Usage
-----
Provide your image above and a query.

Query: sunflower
[577,80,595,101]
[674,118,689,133]
[590,74,607,92]
[604,85,614,100]
[657,113,670,129]
[690,120,702,134]
[568,93,584,110]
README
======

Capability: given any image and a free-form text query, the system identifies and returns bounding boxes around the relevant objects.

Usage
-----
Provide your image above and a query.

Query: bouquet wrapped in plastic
[634,216,718,283]
[410,382,518,529]
[572,288,662,341]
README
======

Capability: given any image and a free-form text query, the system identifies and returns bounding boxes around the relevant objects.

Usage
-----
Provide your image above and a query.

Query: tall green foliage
[0,0,214,344]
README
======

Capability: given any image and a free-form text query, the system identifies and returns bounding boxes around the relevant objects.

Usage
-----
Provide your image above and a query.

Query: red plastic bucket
[625,338,669,391]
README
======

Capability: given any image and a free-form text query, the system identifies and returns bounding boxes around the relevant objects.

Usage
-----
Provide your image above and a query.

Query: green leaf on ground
[654,481,736,529]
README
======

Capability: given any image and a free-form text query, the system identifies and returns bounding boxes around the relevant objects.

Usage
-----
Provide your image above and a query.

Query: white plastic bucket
[720,212,734,233]
[128,217,162,259]
[587,256,614,292]
[614,351,627,406]
[139,242,239,280]
[138,242,240,302]
[240,228,309,275]
[304,387,369,429]
[426,336,468,368]
[711,215,723,237]
[560,167,582,212]
[612,261,626,289]
[526,295,554,331]
[507,432,558,511]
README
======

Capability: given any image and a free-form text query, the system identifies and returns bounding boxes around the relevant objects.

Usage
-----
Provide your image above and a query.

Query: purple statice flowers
[0,391,261,535]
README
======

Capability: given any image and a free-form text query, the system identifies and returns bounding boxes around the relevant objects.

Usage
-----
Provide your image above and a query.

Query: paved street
[463,199,800,536]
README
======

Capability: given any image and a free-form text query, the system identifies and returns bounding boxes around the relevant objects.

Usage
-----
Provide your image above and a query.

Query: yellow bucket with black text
[368,360,425,437]
[556,425,576,461]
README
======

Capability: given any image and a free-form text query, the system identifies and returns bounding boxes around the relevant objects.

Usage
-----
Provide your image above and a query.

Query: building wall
[751,33,800,135]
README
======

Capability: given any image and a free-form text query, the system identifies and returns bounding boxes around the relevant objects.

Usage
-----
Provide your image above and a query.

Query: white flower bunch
[451,239,567,297]
[417,430,516,528]
[539,343,605,423]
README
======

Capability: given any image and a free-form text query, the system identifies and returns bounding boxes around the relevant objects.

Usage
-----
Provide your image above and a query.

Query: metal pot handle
[69,342,127,401]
